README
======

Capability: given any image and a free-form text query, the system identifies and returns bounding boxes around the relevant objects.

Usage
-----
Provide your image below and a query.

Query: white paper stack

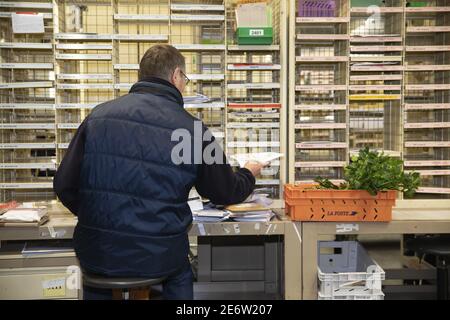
[192,208,230,223]
[230,152,283,168]
[183,94,211,104]
[225,195,275,223]
[230,210,274,223]
[0,208,47,223]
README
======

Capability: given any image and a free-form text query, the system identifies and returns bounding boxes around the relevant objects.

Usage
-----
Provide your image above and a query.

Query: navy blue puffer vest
[74,79,199,277]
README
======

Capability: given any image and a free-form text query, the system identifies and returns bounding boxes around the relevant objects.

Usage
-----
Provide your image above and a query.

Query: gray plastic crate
[318,241,385,299]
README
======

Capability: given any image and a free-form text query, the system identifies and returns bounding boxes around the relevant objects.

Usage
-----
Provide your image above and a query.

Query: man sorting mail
[54,44,267,300]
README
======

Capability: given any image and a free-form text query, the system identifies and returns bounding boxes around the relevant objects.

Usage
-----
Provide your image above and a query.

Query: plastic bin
[284,183,396,222]
[298,0,336,17]
[318,241,385,300]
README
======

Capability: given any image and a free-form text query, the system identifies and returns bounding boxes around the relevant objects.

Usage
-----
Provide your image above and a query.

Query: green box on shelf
[236,27,273,45]
[407,1,427,7]
[350,0,384,7]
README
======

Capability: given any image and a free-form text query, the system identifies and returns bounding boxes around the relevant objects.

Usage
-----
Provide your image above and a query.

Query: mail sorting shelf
[170,1,226,143]
[225,0,283,198]
[54,0,114,165]
[0,1,56,202]
[293,0,349,184]
[404,1,450,198]
[112,0,169,98]
[348,0,403,157]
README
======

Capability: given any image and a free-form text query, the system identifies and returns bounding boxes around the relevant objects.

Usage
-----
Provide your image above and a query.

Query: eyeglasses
[180,70,190,85]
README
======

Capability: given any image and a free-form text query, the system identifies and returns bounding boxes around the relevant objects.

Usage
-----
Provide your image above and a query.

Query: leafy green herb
[314,147,420,198]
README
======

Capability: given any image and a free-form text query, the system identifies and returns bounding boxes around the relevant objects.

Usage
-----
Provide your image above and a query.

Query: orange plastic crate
[284,184,396,222]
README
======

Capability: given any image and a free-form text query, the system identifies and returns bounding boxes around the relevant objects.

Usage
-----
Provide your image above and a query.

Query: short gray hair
[138,45,186,81]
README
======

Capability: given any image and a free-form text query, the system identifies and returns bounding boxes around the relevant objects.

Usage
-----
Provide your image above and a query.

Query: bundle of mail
[189,190,274,223]
[0,202,48,226]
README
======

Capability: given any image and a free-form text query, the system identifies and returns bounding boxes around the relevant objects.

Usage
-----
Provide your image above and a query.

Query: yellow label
[349,94,401,101]
[42,276,66,298]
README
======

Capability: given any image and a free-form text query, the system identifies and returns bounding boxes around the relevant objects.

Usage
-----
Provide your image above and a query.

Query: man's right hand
[244,161,268,177]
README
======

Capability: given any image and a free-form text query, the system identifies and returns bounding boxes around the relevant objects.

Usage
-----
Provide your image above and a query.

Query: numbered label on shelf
[227,64,281,70]
[57,74,112,80]
[295,161,346,168]
[404,160,450,167]
[350,46,404,52]
[55,103,98,109]
[55,33,112,40]
[296,142,347,149]
[0,163,56,170]
[228,83,280,90]
[56,43,113,50]
[184,102,225,109]
[295,85,346,91]
[0,123,55,129]
[406,84,450,91]
[171,14,224,21]
[0,143,56,149]
[296,56,348,62]
[295,123,347,129]
[410,170,450,176]
[405,65,450,71]
[296,17,349,23]
[113,14,169,21]
[405,6,450,12]
[405,141,450,148]
[227,45,279,51]
[407,26,450,33]
[0,42,52,49]
[57,83,113,90]
[0,63,53,69]
[0,1,53,9]
[227,141,280,148]
[295,104,347,111]
[228,103,281,109]
[405,103,450,110]
[406,46,450,52]
[171,4,225,11]
[416,187,450,195]
[56,54,112,60]
[404,122,450,129]
[227,122,279,129]
[0,103,54,109]
[0,82,53,89]
[57,123,80,129]
[113,34,168,41]
[174,44,225,51]
[0,183,53,189]
[297,34,349,40]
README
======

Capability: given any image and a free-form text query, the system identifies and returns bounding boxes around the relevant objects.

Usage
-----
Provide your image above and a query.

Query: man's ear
[171,67,179,84]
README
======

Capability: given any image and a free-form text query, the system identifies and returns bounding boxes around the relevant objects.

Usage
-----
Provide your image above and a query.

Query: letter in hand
[244,161,269,177]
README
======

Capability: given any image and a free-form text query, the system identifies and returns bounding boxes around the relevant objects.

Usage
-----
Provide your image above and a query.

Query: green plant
[314,147,420,198]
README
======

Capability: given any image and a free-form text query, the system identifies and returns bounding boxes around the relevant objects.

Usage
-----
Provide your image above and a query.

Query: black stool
[405,235,450,300]
[82,270,167,300]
